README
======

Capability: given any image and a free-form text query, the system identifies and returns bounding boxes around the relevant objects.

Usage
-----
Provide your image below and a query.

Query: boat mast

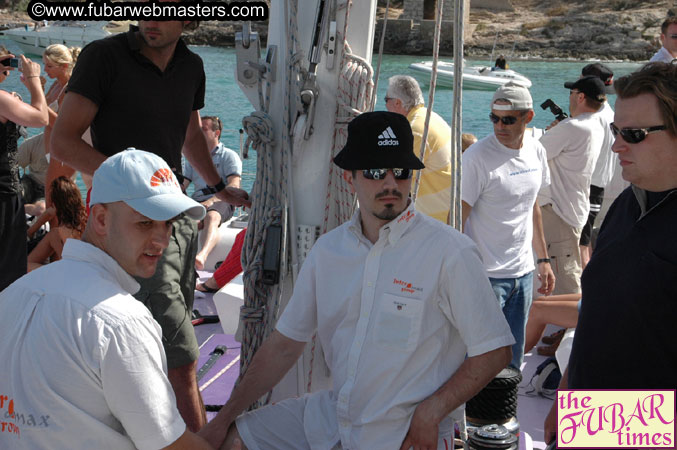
[450,0,465,231]
[235,0,378,406]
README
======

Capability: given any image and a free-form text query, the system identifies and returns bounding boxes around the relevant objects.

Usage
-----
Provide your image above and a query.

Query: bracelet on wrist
[537,258,551,264]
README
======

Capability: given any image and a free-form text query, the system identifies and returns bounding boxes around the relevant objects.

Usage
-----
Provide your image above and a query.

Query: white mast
[235,0,378,404]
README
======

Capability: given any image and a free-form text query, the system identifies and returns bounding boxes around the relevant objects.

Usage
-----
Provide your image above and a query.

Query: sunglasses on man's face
[609,123,667,144]
[489,112,521,126]
[362,168,412,180]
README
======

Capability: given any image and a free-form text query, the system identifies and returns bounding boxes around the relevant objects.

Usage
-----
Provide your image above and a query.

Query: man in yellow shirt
[385,75,452,223]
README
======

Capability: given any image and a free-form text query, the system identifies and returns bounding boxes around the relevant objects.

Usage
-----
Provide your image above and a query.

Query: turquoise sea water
[2,40,644,196]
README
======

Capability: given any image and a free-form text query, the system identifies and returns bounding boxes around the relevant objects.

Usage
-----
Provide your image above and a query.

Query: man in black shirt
[544,62,677,445]
[51,15,249,431]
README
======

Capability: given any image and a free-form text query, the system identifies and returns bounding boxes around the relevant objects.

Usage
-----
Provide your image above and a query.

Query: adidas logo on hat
[333,111,424,171]
[378,127,399,146]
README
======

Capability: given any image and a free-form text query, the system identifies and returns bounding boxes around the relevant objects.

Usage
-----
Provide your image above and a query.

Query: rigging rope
[320,1,373,235]
[370,0,389,111]
[450,0,465,231]
[411,0,444,203]
[309,0,374,392]
[238,0,303,409]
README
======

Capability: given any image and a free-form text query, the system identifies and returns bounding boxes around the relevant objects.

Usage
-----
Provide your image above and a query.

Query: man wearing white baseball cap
[461,82,555,370]
[0,149,219,449]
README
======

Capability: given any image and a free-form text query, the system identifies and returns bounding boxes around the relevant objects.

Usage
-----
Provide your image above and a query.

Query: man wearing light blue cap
[0,149,218,449]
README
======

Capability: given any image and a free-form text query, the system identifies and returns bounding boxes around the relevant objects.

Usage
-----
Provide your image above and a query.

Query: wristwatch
[205,179,226,194]
[537,258,551,264]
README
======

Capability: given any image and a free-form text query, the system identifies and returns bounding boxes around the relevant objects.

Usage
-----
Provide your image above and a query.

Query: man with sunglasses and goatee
[200,111,514,450]
[537,76,606,296]
[544,61,677,445]
[461,82,555,370]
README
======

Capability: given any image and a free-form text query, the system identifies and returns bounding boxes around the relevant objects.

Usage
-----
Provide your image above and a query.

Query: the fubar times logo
[557,390,676,448]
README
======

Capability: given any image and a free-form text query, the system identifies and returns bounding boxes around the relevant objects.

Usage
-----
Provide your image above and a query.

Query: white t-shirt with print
[462,134,550,278]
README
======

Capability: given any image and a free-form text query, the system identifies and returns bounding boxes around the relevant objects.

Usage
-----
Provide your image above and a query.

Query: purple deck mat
[198,333,241,421]
[193,272,241,420]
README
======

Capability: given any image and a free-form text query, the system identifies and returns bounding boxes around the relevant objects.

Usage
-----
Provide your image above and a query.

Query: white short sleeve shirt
[276,204,515,450]
[590,101,617,188]
[538,113,604,228]
[462,134,550,278]
[184,142,242,202]
[0,240,185,450]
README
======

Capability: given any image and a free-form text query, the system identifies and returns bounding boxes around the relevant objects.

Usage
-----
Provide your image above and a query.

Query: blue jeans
[489,272,534,369]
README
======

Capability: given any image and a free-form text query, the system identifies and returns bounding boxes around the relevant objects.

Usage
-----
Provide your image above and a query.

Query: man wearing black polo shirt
[51,13,250,431]
[544,62,677,445]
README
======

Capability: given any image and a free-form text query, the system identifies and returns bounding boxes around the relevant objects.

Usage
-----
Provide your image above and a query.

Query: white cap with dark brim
[492,82,533,111]
[90,148,206,221]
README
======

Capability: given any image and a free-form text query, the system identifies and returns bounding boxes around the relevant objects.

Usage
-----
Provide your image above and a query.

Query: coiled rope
[320,1,373,235]
[309,0,374,392]
[238,0,303,409]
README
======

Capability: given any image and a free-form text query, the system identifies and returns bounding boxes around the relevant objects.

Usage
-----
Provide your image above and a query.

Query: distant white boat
[0,21,112,56]
[408,60,532,90]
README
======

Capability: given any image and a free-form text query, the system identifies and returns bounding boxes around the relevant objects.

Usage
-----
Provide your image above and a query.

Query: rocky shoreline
[1,0,674,62]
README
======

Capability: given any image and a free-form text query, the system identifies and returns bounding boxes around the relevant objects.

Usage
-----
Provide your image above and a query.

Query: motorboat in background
[408,60,532,90]
[0,21,123,56]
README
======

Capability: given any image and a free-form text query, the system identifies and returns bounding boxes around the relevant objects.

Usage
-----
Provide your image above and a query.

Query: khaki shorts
[134,215,199,368]
[541,204,582,295]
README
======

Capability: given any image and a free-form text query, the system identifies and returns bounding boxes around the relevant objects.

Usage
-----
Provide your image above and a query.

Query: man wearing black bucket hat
[537,76,606,295]
[201,111,514,450]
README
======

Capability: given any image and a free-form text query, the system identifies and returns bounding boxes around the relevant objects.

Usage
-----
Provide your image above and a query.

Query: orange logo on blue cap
[150,168,179,188]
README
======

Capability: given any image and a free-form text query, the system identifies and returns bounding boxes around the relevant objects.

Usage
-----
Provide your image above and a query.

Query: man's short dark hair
[661,16,677,35]
[583,97,604,112]
[614,62,677,137]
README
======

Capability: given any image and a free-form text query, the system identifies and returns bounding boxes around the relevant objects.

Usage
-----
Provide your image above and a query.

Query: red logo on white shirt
[393,278,423,294]
[397,210,415,224]
[0,393,19,437]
